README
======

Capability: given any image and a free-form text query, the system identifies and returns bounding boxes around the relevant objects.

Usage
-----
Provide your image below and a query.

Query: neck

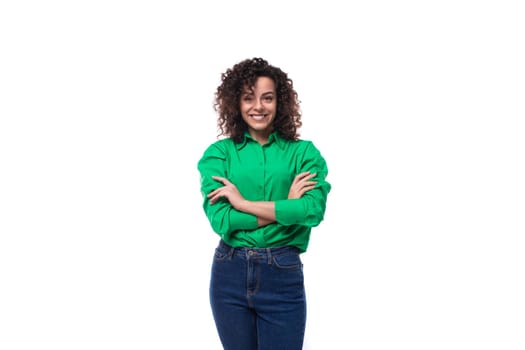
[249,130,271,145]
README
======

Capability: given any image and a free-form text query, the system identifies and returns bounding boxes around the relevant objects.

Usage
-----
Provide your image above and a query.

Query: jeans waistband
[218,239,300,261]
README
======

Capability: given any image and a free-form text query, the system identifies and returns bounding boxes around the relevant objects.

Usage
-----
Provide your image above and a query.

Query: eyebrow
[241,89,275,96]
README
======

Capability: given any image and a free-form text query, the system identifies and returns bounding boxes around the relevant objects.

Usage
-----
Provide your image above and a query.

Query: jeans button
[248,250,254,255]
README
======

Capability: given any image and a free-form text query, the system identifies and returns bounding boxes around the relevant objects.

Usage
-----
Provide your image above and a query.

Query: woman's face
[240,76,277,143]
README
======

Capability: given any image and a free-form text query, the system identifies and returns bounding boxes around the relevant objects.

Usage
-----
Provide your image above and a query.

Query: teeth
[251,115,265,120]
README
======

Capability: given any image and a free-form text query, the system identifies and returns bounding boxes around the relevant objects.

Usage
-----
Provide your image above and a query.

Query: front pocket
[272,253,302,270]
[213,247,229,262]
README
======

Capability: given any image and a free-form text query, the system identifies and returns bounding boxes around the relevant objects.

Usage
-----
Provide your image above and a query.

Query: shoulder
[201,138,236,155]
[287,138,321,153]
[289,139,328,165]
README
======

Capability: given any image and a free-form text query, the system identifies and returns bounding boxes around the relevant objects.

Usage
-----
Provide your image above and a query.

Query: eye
[263,96,273,102]
[243,95,253,102]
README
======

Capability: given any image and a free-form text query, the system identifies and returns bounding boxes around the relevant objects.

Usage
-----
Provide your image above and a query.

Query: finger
[304,172,317,180]
[211,176,231,185]
[299,185,316,195]
[208,192,224,204]
[297,178,317,188]
[293,172,312,185]
[207,188,221,198]
[303,184,316,191]
[207,187,226,200]
[208,192,218,203]
[297,172,317,182]
[294,172,310,180]
[295,171,310,179]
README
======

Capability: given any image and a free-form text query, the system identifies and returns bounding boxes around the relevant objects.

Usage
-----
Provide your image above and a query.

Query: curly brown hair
[214,57,302,143]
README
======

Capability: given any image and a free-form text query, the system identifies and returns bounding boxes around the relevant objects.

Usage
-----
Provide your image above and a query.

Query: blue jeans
[210,239,306,350]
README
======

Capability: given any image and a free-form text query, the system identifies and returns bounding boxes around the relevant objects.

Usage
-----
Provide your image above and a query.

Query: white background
[1,1,524,349]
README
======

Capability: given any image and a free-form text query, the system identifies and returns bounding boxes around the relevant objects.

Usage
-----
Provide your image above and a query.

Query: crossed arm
[207,172,317,227]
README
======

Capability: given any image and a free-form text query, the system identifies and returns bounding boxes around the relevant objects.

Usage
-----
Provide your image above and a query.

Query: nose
[253,98,263,111]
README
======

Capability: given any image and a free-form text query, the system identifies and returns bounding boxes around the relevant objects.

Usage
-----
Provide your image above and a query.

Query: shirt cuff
[275,199,304,225]
[229,210,258,231]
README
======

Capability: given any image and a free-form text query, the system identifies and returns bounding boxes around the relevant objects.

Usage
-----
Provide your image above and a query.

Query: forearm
[237,200,276,223]
[257,216,274,227]
[204,201,259,236]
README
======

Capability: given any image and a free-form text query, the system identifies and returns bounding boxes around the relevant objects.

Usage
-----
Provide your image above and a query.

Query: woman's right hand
[288,172,317,199]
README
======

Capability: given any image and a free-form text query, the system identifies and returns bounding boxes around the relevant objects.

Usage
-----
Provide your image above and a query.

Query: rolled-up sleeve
[274,142,331,227]
[197,142,258,238]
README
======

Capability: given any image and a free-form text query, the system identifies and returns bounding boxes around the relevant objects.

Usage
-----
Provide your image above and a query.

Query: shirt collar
[235,132,285,150]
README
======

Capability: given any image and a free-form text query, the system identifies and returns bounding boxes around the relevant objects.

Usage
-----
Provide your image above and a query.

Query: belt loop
[227,246,235,260]
[221,240,235,260]
[266,248,272,265]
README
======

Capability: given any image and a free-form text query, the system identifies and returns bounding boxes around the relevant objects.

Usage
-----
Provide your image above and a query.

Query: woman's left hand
[208,176,245,209]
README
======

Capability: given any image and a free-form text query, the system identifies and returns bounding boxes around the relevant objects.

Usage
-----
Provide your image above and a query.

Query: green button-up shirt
[197,132,331,253]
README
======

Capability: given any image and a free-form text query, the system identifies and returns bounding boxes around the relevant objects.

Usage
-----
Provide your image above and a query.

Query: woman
[197,57,331,350]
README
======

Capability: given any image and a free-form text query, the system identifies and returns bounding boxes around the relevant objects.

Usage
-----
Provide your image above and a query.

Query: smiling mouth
[250,114,266,121]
